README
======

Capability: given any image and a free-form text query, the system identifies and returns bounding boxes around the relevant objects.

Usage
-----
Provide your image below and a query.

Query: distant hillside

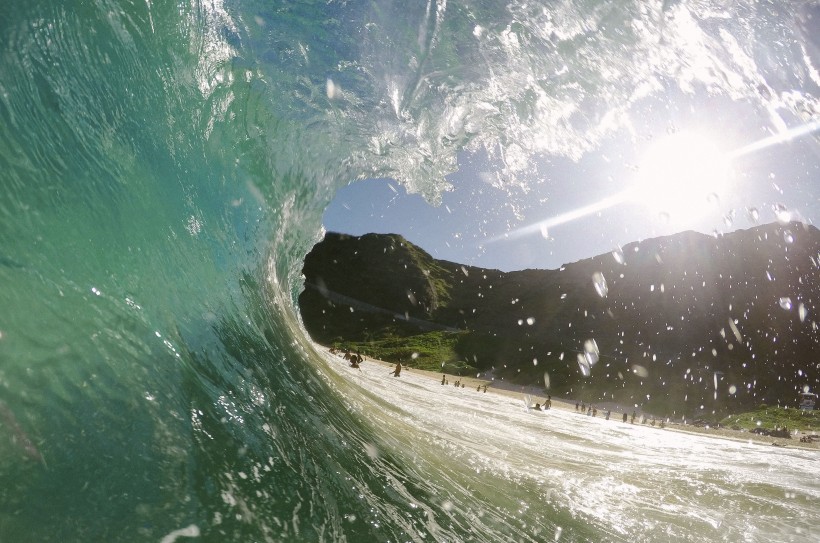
[299,223,820,417]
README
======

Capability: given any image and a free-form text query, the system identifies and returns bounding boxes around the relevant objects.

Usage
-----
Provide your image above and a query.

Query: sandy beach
[331,350,820,451]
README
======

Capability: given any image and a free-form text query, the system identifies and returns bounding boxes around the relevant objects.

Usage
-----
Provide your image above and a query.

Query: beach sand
[332,350,820,451]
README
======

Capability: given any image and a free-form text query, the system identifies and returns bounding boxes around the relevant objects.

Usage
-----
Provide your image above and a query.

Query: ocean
[0,0,818,541]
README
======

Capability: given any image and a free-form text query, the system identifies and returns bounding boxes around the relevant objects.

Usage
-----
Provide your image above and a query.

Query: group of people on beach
[532,396,552,410]
[329,349,659,425]
[330,347,402,376]
[574,401,663,427]
[330,348,365,368]
[439,374,492,394]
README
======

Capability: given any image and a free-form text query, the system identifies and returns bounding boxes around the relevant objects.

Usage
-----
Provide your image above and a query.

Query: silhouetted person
[442,375,446,385]
[393,362,402,377]
[545,396,552,409]
[623,412,628,423]
[605,410,611,420]
[534,403,541,410]
[631,411,636,424]
[483,385,488,393]
[575,402,579,411]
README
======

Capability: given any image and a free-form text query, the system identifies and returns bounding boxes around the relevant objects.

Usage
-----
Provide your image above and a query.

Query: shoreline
[328,349,820,451]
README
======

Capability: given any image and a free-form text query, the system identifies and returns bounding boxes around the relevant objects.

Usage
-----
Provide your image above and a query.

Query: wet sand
[331,350,820,451]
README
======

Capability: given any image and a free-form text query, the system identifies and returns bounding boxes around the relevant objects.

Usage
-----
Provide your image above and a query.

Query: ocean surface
[1,1,818,541]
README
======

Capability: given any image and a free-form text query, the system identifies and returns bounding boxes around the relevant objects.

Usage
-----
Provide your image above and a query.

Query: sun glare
[632,132,730,221]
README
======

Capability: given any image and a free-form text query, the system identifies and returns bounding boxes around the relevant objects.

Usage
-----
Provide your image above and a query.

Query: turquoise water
[1,1,818,541]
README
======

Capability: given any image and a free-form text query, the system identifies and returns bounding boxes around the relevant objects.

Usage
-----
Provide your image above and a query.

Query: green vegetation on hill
[722,406,820,432]
[329,330,479,374]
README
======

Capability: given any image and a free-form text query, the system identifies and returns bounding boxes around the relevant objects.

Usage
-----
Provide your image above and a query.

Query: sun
[631,132,731,221]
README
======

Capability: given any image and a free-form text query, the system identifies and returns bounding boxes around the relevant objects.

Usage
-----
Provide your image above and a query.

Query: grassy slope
[721,406,820,432]
[329,330,479,374]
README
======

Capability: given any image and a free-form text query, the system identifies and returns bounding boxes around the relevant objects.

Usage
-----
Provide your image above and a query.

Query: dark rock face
[299,223,820,414]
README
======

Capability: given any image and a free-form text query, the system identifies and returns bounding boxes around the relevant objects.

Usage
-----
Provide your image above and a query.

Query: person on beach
[392,362,402,377]
[631,411,636,424]
[623,412,628,423]
[482,384,488,393]
[575,402,579,411]
[545,396,552,409]
[441,375,446,385]
[605,410,611,420]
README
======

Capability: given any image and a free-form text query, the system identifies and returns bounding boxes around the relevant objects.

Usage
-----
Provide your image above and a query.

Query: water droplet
[773,203,791,223]
[411,352,419,359]
[592,272,608,297]
[632,365,649,378]
[526,317,535,325]
[544,372,551,389]
[364,443,379,459]
[583,339,599,367]
[612,249,625,264]
[576,354,591,377]
[728,385,737,394]
[783,230,794,244]
[779,297,792,311]
[798,303,808,322]
[540,224,549,239]
[747,207,759,222]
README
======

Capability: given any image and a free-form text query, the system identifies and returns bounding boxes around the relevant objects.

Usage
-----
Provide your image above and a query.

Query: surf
[0,0,818,541]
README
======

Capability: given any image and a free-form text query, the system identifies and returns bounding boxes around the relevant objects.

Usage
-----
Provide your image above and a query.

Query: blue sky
[324,96,820,272]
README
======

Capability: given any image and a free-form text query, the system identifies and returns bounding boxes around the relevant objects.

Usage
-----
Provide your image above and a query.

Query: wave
[0,0,817,541]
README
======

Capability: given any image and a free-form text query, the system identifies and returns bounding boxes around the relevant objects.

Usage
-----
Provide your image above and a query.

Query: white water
[320,349,820,542]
